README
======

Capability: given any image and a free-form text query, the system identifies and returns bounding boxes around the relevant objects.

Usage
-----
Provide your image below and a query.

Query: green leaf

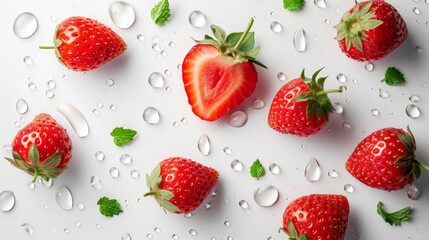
[5,157,18,168]
[306,100,317,119]
[382,67,405,86]
[294,92,312,102]
[288,220,298,238]
[394,155,412,166]
[397,131,415,153]
[412,162,421,181]
[211,25,226,42]
[110,127,137,147]
[194,38,220,47]
[376,201,411,226]
[351,36,363,51]
[97,196,123,217]
[245,46,260,59]
[28,144,40,166]
[225,32,255,51]
[358,1,373,16]
[151,164,162,186]
[250,159,265,180]
[283,0,305,11]
[42,152,62,169]
[145,173,152,189]
[248,57,268,69]
[362,19,383,30]
[151,0,171,26]
[159,190,174,201]
[160,199,179,213]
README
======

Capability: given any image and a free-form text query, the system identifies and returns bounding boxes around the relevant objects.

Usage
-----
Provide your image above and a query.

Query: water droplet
[90,176,102,189]
[165,86,171,92]
[277,72,287,81]
[95,151,105,162]
[137,34,145,41]
[168,41,175,48]
[269,163,280,175]
[227,237,233,240]
[407,185,420,200]
[197,134,211,156]
[45,89,55,98]
[230,159,244,172]
[57,103,90,138]
[28,182,35,189]
[147,233,153,239]
[109,1,136,29]
[120,154,133,165]
[304,158,321,182]
[0,191,15,212]
[379,89,389,98]
[406,104,421,119]
[96,224,101,229]
[327,169,339,178]
[42,178,53,188]
[336,73,347,83]
[371,109,380,116]
[314,0,327,8]
[21,223,34,235]
[270,21,283,33]
[415,46,423,53]
[333,102,344,114]
[250,98,265,109]
[409,94,420,102]
[172,234,179,239]
[23,56,33,66]
[344,183,355,193]
[50,15,57,22]
[160,50,167,57]
[204,202,212,210]
[223,147,232,155]
[16,99,29,114]
[105,79,114,87]
[151,43,161,52]
[77,202,85,210]
[270,11,276,16]
[189,229,197,236]
[228,111,248,127]
[413,7,421,15]
[224,221,231,227]
[363,62,374,71]
[75,221,81,227]
[184,212,192,218]
[293,28,306,52]
[109,167,120,178]
[253,185,279,207]
[14,121,21,128]
[188,10,206,28]
[64,228,70,233]
[143,107,161,124]
[148,72,165,88]
[130,170,140,178]
[164,69,171,75]
[55,186,73,211]
[122,233,132,240]
[47,80,56,89]
[154,227,161,233]
[342,121,352,129]
[28,82,36,90]
[239,200,249,209]
[13,12,38,38]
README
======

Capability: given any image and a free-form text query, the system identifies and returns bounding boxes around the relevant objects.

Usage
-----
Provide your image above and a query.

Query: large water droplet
[120,154,133,165]
[109,167,120,178]
[336,73,347,83]
[407,185,421,200]
[270,21,283,33]
[57,103,90,138]
[269,163,280,175]
[379,89,389,98]
[122,233,132,240]
[21,223,34,235]
[344,183,355,193]
[328,169,339,178]
[0,191,16,212]
[95,151,105,162]
[293,28,306,52]
[277,72,287,81]
[198,134,211,156]
[413,7,421,15]
[90,176,102,189]
[239,200,249,209]
[371,109,380,116]
[189,229,198,236]
[304,158,321,182]
[143,107,161,124]
[55,186,73,211]
[333,102,344,114]
[365,62,374,71]
[228,111,248,127]
[23,56,33,66]
[16,99,29,114]
[409,94,420,102]
[253,185,279,207]
[406,104,421,118]
[13,12,38,38]
[148,72,165,88]
[109,1,136,29]
[188,11,206,28]
[231,159,244,172]
[314,0,327,8]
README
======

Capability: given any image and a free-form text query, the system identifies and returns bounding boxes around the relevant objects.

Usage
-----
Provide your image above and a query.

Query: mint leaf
[250,159,265,180]
[110,127,137,146]
[382,67,405,86]
[377,201,411,226]
[283,0,305,11]
[151,0,170,26]
[97,196,123,217]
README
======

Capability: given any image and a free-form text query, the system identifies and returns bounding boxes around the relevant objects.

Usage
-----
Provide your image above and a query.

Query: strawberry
[5,114,72,182]
[334,1,407,61]
[280,194,349,240]
[182,18,266,121]
[346,127,429,191]
[40,16,126,72]
[144,157,218,213]
[268,68,342,136]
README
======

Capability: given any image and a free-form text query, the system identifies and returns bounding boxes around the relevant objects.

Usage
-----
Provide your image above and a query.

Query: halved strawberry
[182,18,265,121]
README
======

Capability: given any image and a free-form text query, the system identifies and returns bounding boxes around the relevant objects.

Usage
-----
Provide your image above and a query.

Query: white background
[0,0,428,239]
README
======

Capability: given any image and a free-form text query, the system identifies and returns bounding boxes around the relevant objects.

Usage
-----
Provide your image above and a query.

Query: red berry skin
[337,1,407,61]
[55,16,126,72]
[268,78,327,136]
[346,128,413,191]
[283,194,350,240]
[160,157,219,213]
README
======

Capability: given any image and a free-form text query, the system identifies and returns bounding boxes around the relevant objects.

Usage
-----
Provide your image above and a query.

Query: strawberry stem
[39,46,55,49]
[32,169,39,183]
[233,17,255,50]
[316,87,343,96]
[415,161,429,171]
[143,191,156,197]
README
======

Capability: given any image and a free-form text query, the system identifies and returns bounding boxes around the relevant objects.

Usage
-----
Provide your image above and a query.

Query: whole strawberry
[40,16,126,72]
[182,18,266,121]
[5,114,72,182]
[334,1,407,61]
[281,194,349,240]
[144,157,218,213]
[346,127,429,191]
[268,68,342,136]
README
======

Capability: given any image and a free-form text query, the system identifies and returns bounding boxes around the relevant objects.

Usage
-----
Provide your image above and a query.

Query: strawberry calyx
[395,126,429,182]
[193,17,267,68]
[4,143,65,182]
[39,26,65,67]
[295,68,343,121]
[334,1,383,51]
[144,164,179,213]
[279,220,309,240]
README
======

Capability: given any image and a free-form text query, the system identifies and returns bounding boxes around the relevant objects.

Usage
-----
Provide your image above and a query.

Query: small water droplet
[342,121,352,129]
[172,234,179,239]
[122,233,132,240]
[371,109,380,116]
[328,169,339,178]
[109,1,136,29]
[406,104,421,119]
[293,28,306,52]
[239,200,249,209]
[409,94,420,102]
[109,167,120,178]
[154,227,161,233]
[198,134,211,156]
[164,69,171,76]
[42,178,53,188]
[189,229,197,236]
[378,89,390,98]
[364,62,374,71]
[172,121,179,127]
[105,79,114,86]
[0,191,16,212]
[253,185,279,207]
[223,147,232,155]
[77,202,85,210]
[45,89,55,98]
[130,170,140,178]
[147,233,153,239]
[47,80,56,89]
[228,111,248,127]
[143,107,161,124]
[184,212,192,218]
[314,0,328,8]
[75,221,81,227]
[204,202,212,210]
[270,21,283,33]
[96,224,101,229]
[50,15,57,22]
[270,11,276,16]
[55,186,73,211]
[16,99,29,114]
[188,10,206,28]
[165,86,171,92]
[120,154,133,165]
[137,34,145,41]
[21,223,34,235]
[57,103,90,138]
[148,72,165,88]
[14,121,21,128]
[227,237,233,240]
[250,98,265,109]
[344,183,355,193]
[413,7,421,15]
[151,43,161,52]
[95,151,105,162]
[160,50,167,57]
[415,46,423,53]
[407,185,421,200]
[267,237,274,240]
[269,163,280,175]
[90,176,102,189]
[336,73,347,83]
[28,82,36,90]
[231,159,244,172]
[13,12,38,38]
[324,19,330,24]
[277,72,287,82]
[224,221,231,227]
[333,102,344,114]
[64,228,70,233]
[305,158,321,182]
[23,56,33,66]
[28,182,35,189]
